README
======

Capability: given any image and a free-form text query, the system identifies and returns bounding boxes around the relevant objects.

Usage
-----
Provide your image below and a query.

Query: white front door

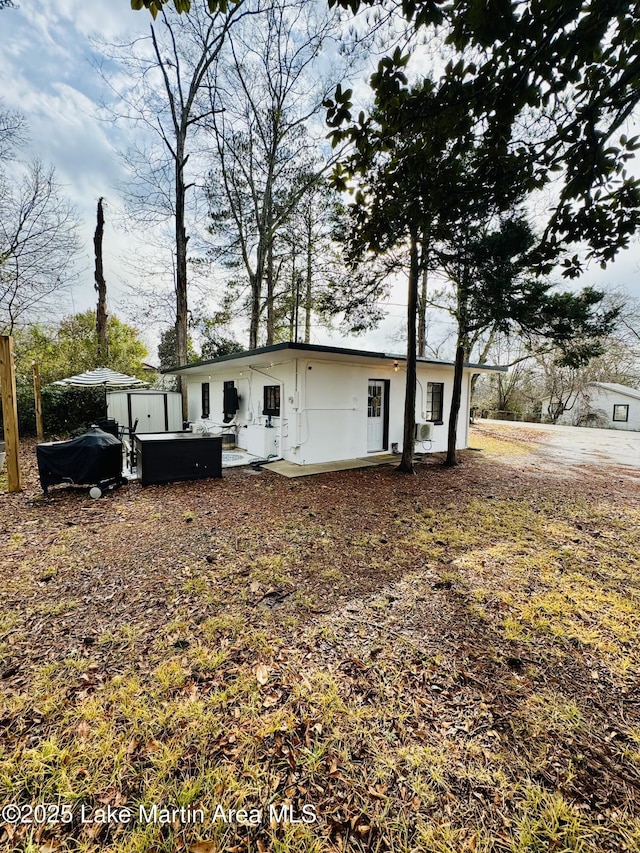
[367,381,384,451]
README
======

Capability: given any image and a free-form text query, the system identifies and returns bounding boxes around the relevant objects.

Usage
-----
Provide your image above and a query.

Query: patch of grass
[512,784,598,852]
[469,431,534,457]
[154,659,189,692]
[190,645,227,673]
[32,599,79,617]
[251,554,294,587]
[413,496,640,679]
[416,823,490,853]
[37,566,58,581]
[199,613,245,639]
[517,691,583,735]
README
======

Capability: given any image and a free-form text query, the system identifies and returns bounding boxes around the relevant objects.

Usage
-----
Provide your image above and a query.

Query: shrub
[1,384,106,438]
[41,386,106,437]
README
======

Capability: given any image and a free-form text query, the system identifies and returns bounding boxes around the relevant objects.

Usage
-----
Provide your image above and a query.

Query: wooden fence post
[0,335,22,492]
[33,361,44,442]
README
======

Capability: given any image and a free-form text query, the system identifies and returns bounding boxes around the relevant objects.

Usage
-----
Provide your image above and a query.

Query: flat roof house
[167,343,505,466]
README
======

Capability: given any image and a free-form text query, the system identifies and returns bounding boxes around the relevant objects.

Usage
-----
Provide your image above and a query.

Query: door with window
[367,380,388,452]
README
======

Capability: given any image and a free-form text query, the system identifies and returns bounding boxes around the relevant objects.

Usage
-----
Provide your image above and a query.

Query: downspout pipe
[248,365,284,462]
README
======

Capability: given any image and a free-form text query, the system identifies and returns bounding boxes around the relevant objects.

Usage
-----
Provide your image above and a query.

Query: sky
[1,2,152,337]
[2,1,640,364]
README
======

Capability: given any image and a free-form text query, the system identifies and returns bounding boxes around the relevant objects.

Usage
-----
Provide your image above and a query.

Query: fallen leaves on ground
[1,429,639,852]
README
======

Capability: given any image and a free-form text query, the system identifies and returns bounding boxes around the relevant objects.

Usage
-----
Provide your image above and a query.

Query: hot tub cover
[36,428,123,492]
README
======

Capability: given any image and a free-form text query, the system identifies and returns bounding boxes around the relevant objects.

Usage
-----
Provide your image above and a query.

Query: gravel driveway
[476,419,640,470]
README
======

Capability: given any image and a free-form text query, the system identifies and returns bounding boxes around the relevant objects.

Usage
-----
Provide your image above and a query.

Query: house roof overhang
[592,382,640,402]
[164,342,507,377]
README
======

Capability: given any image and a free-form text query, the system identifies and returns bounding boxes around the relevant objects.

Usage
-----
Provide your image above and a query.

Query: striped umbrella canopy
[54,367,147,388]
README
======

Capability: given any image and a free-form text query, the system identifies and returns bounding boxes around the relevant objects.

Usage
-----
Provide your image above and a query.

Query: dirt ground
[1,425,639,853]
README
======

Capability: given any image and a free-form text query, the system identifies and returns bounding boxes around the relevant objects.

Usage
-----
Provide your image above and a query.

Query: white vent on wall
[415,422,434,441]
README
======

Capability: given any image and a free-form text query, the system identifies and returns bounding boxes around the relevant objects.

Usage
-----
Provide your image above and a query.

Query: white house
[168,343,505,466]
[549,382,640,431]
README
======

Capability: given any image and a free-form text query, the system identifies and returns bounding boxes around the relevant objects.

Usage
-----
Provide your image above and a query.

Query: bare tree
[97,2,254,416]
[0,160,80,333]
[277,178,346,343]
[204,0,357,347]
[478,289,640,422]
[536,318,640,424]
[0,100,26,161]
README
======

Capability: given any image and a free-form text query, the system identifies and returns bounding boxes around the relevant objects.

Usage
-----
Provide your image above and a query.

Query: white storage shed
[106,390,183,435]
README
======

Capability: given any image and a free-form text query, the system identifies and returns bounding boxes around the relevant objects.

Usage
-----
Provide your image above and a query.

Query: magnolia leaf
[254,663,269,685]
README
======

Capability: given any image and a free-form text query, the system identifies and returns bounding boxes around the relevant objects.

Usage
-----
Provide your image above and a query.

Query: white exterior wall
[554,386,640,431]
[186,356,472,465]
[189,362,296,458]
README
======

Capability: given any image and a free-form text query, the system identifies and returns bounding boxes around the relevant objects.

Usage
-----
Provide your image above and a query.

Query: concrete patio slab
[264,453,399,478]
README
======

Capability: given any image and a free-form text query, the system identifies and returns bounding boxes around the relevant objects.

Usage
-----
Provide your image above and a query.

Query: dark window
[201,382,210,419]
[263,385,280,416]
[613,404,629,422]
[426,382,444,422]
[223,380,239,422]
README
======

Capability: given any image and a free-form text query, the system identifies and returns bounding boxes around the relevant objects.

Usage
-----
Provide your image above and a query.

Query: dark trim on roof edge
[163,341,506,373]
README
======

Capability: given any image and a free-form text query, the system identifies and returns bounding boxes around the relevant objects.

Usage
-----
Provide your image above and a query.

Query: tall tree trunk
[263,177,275,346]
[266,234,275,345]
[305,213,313,343]
[445,344,465,466]
[175,143,189,422]
[94,197,108,364]
[417,230,430,358]
[289,250,297,342]
[0,334,22,492]
[445,260,470,466]
[251,231,267,349]
[417,266,427,358]
[249,271,261,350]
[399,233,420,474]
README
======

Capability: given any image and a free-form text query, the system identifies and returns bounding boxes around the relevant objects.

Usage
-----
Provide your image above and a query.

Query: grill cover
[37,428,122,492]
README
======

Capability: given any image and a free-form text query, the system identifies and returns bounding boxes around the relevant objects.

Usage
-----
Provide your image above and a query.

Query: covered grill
[36,428,123,496]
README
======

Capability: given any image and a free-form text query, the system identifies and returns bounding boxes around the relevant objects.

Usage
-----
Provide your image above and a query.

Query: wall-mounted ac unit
[415,422,434,441]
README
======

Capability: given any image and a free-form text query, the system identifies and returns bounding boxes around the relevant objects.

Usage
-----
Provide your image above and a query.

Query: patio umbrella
[54,367,147,389]
[54,367,148,425]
